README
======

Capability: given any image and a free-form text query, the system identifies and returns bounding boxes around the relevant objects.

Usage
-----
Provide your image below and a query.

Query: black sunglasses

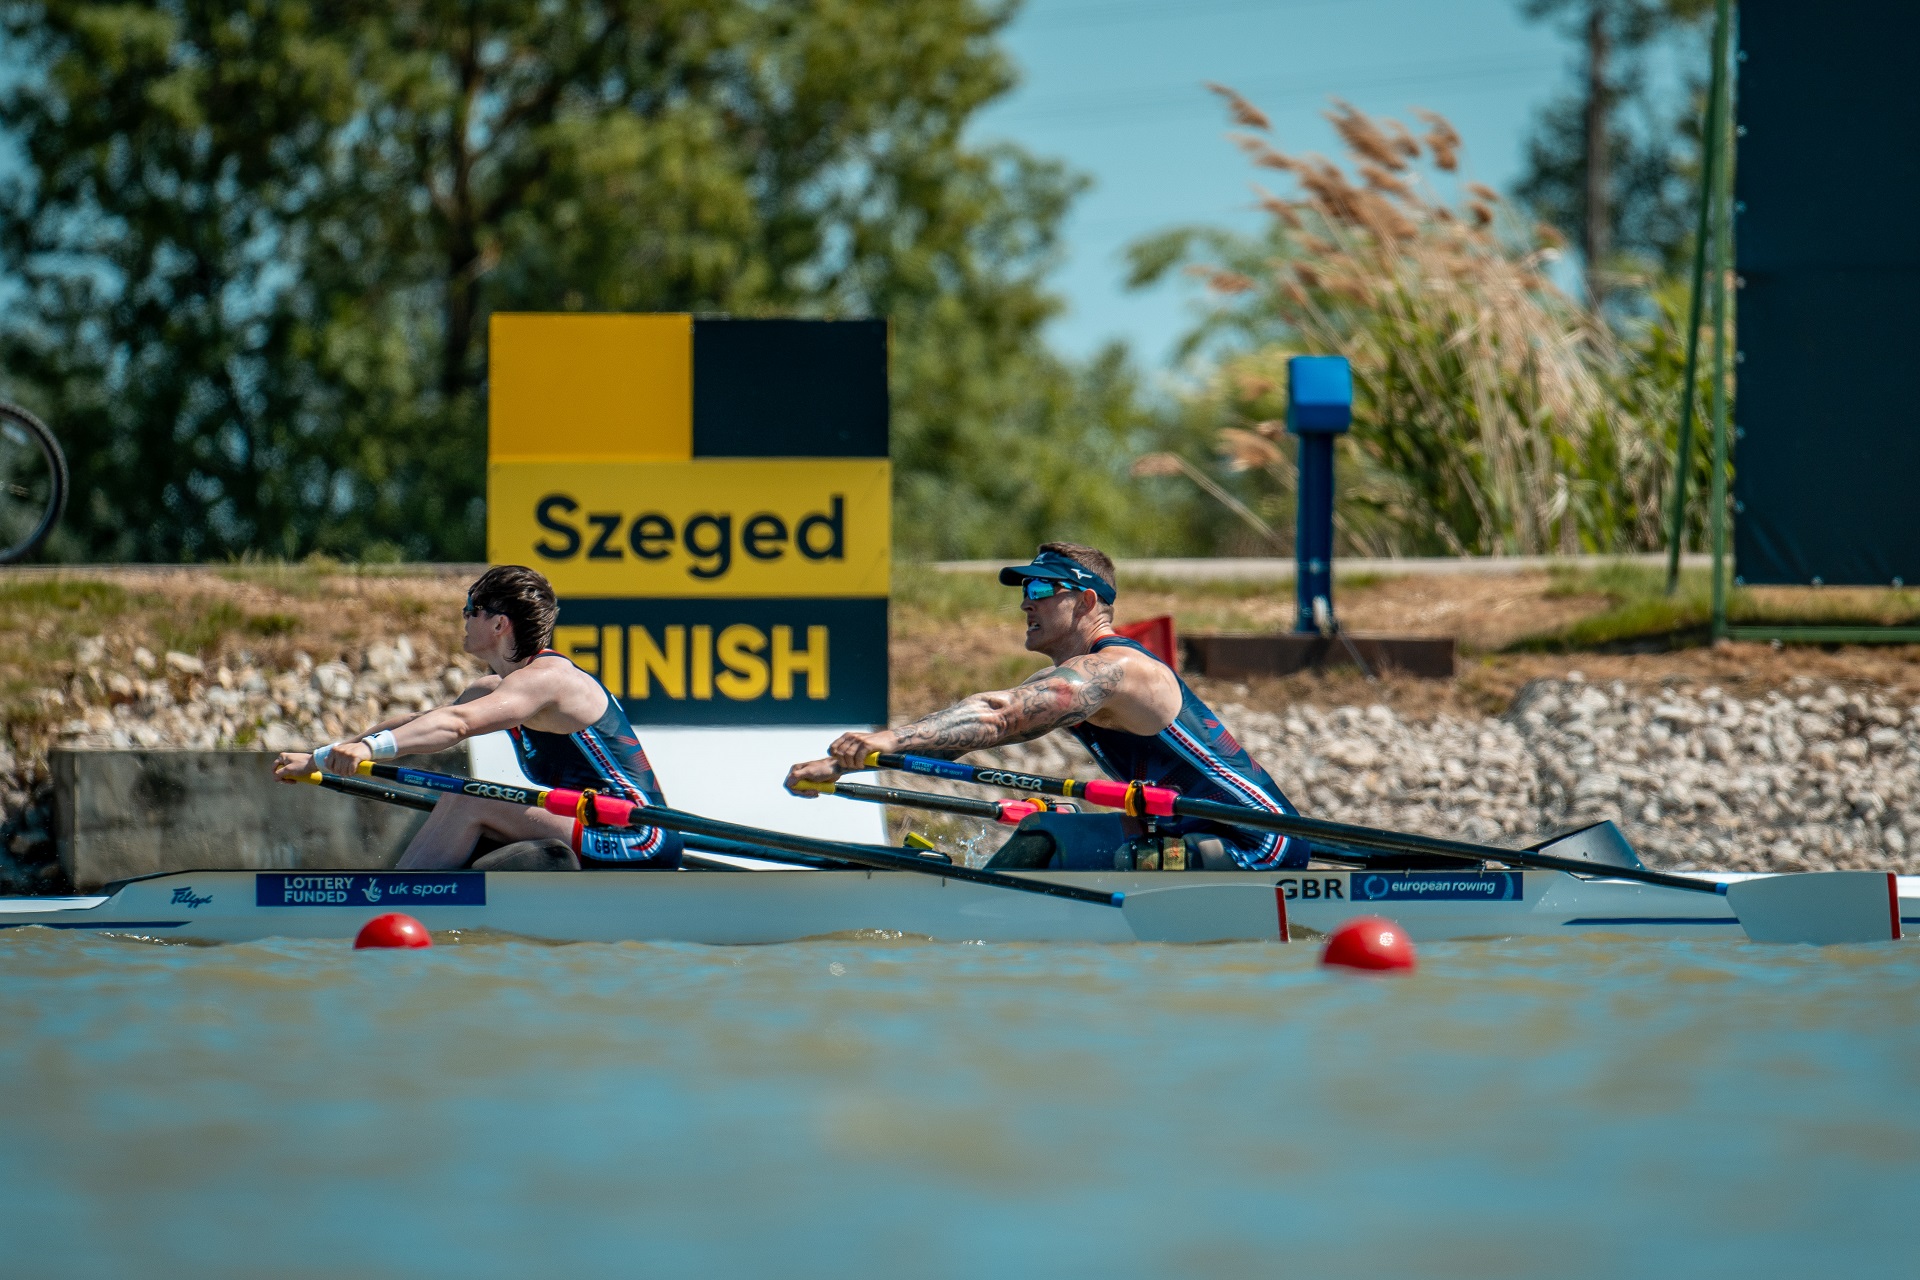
[463,593,490,619]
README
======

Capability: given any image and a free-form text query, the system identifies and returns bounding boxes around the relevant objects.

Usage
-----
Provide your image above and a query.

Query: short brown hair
[1038,542,1117,594]
[467,566,557,661]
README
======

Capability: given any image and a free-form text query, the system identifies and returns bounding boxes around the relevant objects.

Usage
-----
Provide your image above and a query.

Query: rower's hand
[827,728,895,772]
[783,756,841,795]
[319,740,372,776]
[784,730,896,795]
[272,751,315,783]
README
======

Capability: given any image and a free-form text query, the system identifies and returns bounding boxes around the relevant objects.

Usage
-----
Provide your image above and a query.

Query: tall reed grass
[1135,89,1691,558]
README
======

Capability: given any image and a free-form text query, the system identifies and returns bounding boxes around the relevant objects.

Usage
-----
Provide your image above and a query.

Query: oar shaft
[869,752,1725,898]
[795,779,1052,827]
[1166,796,1720,895]
[354,761,1120,909]
[299,770,438,813]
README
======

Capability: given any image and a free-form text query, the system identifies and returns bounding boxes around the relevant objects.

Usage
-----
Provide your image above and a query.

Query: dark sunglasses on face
[463,595,488,619]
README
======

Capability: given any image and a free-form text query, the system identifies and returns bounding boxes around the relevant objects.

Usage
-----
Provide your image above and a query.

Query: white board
[467,727,886,845]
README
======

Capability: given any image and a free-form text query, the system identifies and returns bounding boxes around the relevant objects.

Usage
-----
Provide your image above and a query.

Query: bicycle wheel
[0,402,68,564]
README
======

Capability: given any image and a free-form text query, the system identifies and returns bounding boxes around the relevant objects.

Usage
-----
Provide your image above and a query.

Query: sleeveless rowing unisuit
[506,650,681,868]
[1067,634,1308,869]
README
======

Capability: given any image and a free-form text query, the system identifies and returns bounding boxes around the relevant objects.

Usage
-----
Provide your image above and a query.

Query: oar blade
[1120,883,1289,943]
[1726,871,1902,945]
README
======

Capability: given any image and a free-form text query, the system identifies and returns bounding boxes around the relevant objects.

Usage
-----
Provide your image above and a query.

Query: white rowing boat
[4,866,1916,945]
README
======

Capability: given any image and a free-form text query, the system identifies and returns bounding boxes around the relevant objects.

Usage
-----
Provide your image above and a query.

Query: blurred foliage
[1515,0,1713,290]
[0,0,1208,563]
[1128,92,1717,559]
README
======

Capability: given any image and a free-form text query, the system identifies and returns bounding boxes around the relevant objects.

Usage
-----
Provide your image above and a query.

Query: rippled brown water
[2,929,1916,1277]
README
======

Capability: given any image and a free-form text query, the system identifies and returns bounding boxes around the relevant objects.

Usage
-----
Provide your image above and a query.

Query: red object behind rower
[1114,614,1177,667]
[354,912,432,950]
[1321,916,1415,972]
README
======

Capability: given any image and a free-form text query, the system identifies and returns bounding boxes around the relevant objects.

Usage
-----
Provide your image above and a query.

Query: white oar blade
[1120,883,1289,943]
[1726,871,1902,945]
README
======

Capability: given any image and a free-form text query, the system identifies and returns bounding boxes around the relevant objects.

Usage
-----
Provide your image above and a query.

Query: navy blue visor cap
[998,550,1116,604]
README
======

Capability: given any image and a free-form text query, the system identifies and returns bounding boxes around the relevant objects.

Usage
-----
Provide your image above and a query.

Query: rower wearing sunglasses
[783,542,1309,869]
[271,565,681,871]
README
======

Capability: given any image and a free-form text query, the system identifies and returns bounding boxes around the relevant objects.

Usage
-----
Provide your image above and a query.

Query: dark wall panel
[1733,1,1920,586]
[692,319,889,458]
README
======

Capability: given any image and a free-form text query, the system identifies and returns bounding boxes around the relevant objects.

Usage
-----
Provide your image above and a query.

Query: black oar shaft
[309,771,438,813]
[350,762,1119,909]
[871,752,1725,899]
[1167,796,1719,895]
[814,780,1014,822]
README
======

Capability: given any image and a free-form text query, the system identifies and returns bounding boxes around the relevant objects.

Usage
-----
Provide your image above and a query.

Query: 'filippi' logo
[170,887,213,909]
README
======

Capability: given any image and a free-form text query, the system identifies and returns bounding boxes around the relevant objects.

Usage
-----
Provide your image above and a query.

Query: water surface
[2,929,1915,1277]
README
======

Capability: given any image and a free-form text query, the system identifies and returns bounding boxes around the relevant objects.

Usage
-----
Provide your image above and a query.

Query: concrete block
[51,750,467,891]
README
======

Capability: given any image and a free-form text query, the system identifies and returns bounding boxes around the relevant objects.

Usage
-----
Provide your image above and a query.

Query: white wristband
[363,730,399,761]
[313,742,342,769]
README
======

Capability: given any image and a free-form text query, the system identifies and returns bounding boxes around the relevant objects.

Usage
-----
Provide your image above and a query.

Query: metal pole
[1665,0,1731,595]
[1295,432,1335,631]
[1707,0,1736,640]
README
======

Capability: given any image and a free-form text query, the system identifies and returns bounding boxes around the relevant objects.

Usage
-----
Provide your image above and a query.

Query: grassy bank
[1509,564,1920,652]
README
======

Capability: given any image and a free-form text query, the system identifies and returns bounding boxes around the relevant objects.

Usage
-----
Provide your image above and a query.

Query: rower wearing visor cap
[784,542,1309,869]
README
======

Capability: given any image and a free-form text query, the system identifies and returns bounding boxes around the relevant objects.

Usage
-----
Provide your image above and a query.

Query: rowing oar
[790,778,1072,827]
[296,770,855,870]
[860,752,1903,945]
[303,761,1288,941]
[797,777,1418,871]
[303,769,438,813]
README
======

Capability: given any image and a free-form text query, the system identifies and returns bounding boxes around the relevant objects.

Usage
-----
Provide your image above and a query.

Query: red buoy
[1321,916,1415,972]
[354,912,432,950]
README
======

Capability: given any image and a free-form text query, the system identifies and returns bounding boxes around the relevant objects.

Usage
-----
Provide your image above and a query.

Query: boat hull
[5,868,1916,945]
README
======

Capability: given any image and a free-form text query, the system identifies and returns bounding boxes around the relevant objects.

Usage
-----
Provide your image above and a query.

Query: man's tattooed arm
[888,655,1128,757]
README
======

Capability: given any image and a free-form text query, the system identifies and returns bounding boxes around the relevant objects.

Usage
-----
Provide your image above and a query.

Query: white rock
[133,647,157,672]
[164,651,205,675]
[311,662,355,701]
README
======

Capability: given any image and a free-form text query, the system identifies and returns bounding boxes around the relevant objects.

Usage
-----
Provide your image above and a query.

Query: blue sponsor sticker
[1350,871,1524,903]
[255,873,485,908]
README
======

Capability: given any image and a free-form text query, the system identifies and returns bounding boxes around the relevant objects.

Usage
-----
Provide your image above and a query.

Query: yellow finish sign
[487,458,890,598]
[486,313,889,724]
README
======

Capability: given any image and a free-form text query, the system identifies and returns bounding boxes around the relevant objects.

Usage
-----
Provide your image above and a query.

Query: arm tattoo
[890,656,1128,757]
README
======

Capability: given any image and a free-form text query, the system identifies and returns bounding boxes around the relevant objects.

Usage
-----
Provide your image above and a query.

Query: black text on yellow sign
[552,598,887,726]
[488,459,889,598]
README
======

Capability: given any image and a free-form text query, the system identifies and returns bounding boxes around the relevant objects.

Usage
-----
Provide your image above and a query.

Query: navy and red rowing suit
[506,650,681,868]
[1068,634,1308,869]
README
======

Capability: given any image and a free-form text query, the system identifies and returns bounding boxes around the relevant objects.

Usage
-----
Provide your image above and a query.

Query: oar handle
[796,778,1060,827]
[865,752,1175,816]
[359,761,640,829]
[292,770,439,813]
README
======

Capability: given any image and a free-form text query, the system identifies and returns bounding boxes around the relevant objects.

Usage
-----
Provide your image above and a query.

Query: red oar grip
[996,800,1043,825]
[543,788,638,827]
[1080,779,1180,817]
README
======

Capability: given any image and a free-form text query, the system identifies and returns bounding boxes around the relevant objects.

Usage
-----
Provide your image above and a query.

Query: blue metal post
[1287,356,1353,632]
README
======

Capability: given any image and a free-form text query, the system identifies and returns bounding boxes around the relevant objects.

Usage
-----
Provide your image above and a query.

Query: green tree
[1514,0,1712,303]
[1,0,1160,561]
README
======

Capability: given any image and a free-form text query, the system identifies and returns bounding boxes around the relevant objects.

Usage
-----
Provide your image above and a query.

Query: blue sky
[968,0,1580,364]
